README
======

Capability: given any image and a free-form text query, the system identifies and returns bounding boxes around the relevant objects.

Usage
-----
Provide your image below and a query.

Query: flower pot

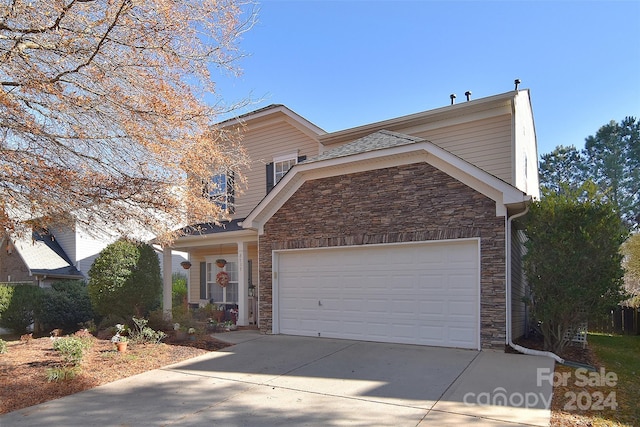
[116,342,128,352]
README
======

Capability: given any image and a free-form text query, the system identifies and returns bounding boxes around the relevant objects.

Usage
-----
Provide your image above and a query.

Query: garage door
[275,239,479,349]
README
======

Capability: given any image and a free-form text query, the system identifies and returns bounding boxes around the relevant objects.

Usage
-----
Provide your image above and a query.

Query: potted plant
[215,258,227,268]
[111,324,130,352]
[187,327,196,341]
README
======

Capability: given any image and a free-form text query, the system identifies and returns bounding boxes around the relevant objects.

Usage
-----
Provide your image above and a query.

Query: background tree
[621,233,640,307]
[583,117,640,228]
[538,145,587,195]
[172,272,188,308]
[88,239,162,319]
[539,117,640,229]
[0,1,254,243]
[520,184,628,354]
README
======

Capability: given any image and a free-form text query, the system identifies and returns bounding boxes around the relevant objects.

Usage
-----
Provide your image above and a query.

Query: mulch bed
[0,333,232,415]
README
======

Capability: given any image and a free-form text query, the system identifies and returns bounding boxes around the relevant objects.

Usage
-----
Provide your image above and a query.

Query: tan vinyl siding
[410,114,513,185]
[511,228,528,340]
[232,121,319,218]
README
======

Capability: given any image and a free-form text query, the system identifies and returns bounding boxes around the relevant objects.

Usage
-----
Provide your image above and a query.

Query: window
[207,258,238,304]
[274,156,297,184]
[204,171,235,213]
[266,153,306,194]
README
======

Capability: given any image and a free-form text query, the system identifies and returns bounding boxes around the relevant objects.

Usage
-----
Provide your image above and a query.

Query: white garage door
[275,239,480,349]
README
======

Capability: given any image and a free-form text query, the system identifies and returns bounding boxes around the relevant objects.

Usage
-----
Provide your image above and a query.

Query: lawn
[551,333,640,427]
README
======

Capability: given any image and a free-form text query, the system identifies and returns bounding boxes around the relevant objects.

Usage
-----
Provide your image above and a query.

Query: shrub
[129,317,166,344]
[36,280,94,333]
[45,366,80,382]
[52,336,92,366]
[88,239,162,319]
[147,308,171,332]
[0,284,43,334]
[0,285,12,314]
[0,339,7,354]
[521,184,627,353]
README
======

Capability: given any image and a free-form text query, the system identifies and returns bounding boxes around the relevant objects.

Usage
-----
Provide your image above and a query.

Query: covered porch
[162,220,259,327]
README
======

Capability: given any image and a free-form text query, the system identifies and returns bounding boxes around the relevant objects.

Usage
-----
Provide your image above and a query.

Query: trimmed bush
[88,239,162,319]
[36,280,94,333]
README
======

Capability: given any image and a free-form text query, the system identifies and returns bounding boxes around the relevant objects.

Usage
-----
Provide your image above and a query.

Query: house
[1,218,188,288]
[166,89,539,350]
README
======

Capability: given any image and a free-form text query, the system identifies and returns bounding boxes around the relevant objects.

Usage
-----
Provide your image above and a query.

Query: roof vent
[465,91,472,101]
[514,79,521,90]
[450,93,456,105]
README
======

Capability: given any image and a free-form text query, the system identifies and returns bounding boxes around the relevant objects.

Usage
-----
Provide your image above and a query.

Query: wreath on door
[216,271,230,288]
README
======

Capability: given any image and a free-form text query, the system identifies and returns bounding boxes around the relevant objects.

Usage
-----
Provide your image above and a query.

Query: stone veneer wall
[258,162,506,349]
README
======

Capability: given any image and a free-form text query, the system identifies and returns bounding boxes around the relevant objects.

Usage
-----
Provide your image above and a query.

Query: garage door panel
[277,240,479,349]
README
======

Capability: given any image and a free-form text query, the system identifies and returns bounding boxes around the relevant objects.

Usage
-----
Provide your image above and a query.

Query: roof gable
[220,104,326,140]
[11,230,83,278]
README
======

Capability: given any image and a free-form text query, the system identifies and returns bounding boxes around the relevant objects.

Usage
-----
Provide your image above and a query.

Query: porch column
[162,246,173,320]
[237,241,248,326]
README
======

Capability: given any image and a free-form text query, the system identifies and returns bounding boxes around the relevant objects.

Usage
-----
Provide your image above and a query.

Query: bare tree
[0,0,255,243]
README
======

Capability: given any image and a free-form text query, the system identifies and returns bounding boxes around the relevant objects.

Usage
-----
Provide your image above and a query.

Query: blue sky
[214,0,640,157]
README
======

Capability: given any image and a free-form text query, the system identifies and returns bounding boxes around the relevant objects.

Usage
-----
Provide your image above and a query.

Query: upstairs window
[266,153,306,194]
[274,155,297,184]
[204,171,235,214]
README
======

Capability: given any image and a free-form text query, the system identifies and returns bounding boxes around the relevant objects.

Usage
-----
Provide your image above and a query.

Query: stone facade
[258,162,506,349]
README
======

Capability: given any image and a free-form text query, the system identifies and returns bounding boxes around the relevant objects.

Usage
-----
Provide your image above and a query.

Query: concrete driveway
[0,331,554,426]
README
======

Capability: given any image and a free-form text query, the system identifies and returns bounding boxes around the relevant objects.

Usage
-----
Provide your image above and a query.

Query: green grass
[587,333,640,426]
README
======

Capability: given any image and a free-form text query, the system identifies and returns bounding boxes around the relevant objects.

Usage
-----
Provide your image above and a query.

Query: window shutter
[266,162,274,194]
[200,262,207,300]
[297,155,307,162]
[227,171,235,214]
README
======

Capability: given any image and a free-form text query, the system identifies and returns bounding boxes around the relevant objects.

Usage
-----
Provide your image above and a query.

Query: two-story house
[166,89,539,351]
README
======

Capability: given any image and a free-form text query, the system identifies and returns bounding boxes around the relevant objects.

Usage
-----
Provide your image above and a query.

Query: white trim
[273,151,299,164]
[221,105,326,140]
[170,229,257,250]
[271,237,481,349]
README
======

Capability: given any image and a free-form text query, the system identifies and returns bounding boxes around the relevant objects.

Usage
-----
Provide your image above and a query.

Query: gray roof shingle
[13,230,83,278]
[304,130,425,163]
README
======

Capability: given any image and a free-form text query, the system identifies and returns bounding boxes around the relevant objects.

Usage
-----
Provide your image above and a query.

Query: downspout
[506,205,565,364]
